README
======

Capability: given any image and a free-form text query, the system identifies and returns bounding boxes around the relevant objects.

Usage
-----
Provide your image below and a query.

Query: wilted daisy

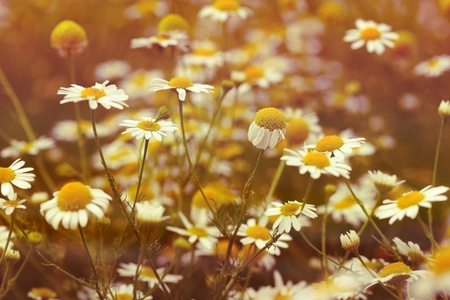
[392,237,427,267]
[265,201,317,233]
[367,170,405,193]
[58,80,129,110]
[198,0,252,23]
[247,107,287,150]
[40,181,112,230]
[0,159,35,198]
[0,137,55,158]
[281,147,351,179]
[438,100,450,119]
[50,20,88,58]
[0,193,26,215]
[375,185,449,224]
[166,212,220,250]
[117,262,182,291]
[237,216,292,256]
[309,134,365,161]
[120,117,178,141]
[343,19,399,55]
[414,55,450,77]
[150,77,214,101]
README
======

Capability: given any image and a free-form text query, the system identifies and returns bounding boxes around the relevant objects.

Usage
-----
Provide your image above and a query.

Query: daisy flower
[281,147,351,179]
[58,80,129,110]
[343,19,399,55]
[0,136,55,158]
[367,170,405,193]
[40,181,112,230]
[117,262,182,291]
[265,201,317,233]
[131,31,189,52]
[0,193,26,215]
[166,212,220,250]
[182,39,224,69]
[27,287,57,300]
[438,100,450,119]
[120,117,178,141]
[237,216,292,256]
[247,107,287,150]
[150,77,214,101]
[231,64,283,89]
[282,107,323,147]
[375,185,449,224]
[198,0,252,23]
[308,134,366,161]
[340,230,360,253]
[414,55,450,77]
[392,237,427,267]
[110,283,152,300]
[135,201,170,225]
[0,159,35,198]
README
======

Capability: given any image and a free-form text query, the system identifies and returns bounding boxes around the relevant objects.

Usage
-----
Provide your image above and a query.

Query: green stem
[0,213,15,267]
[0,246,33,298]
[417,214,440,250]
[301,177,314,212]
[265,160,286,207]
[321,193,329,279]
[131,139,150,213]
[432,118,446,186]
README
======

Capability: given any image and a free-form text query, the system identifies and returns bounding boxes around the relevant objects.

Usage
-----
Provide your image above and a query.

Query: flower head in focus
[50,20,88,58]
[343,19,398,55]
[0,159,35,198]
[120,116,178,141]
[265,201,317,233]
[58,80,129,110]
[368,170,405,193]
[309,134,365,161]
[150,77,214,101]
[248,107,287,150]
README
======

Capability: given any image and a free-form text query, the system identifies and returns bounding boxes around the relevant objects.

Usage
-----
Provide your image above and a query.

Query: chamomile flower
[414,55,450,77]
[166,212,220,250]
[27,287,57,300]
[283,107,323,147]
[120,117,178,141]
[392,237,427,267]
[237,216,292,256]
[0,193,26,215]
[375,185,449,224]
[309,134,365,161]
[438,100,450,119]
[131,31,189,52]
[150,77,214,101]
[1,136,55,158]
[367,170,405,193]
[135,201,169,225]
[281,147,351,179]
[247,107,287,150]
[58,80,129,110]
[182,40,224,68]
[364,261,427,290]
[198,0,252,23]
[0,159,35,198]
[340,230,360,253]
[117,262,182,291]
[265,201,317,233]
[110,283,151,300]
[40,182,112,230]
[231,64,283,89]
[343,19,399,55]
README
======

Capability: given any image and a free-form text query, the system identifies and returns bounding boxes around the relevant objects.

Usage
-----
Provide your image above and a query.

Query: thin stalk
[0,213,15,267]
[265,160,286,207]
[321,193,329,279]
[131,139,150,214]
[0,246,33,298]
[78,225,103,300]
[301,177,314,213]
[417,214,440,250]
[431,117,446,186]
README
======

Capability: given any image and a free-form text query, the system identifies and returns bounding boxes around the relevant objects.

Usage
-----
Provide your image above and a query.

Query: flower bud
[50,20,88,58]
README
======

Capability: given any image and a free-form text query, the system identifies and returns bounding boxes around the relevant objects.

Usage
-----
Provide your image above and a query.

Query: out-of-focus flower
[124,0,168,19]
[150,77,214,101]
[94,60,131,81]
[0,159,35,198]
[27,287,57,300]
[0,193,26,215]
[265,201,317,233]
[182,40,224,68]
[198,0,252,23]
[1,137,55,158]
[52,119,110,141]
[282,108,322,147]
[110,283,152,300]
[117,263,182,291]
[376,185,449,224]
[50,20,88,58]
[414,55,450,77]
[40,182,112,230]
[282,147,351,179]
[343,19,399,55]
[248,107,287,150]
[231,64,283,89]
[438,100,450,119]
[119,69,164,100]
[316,1,345,25]
[367,170,405,193]
[120,117,178,141]
[58,80,129,110]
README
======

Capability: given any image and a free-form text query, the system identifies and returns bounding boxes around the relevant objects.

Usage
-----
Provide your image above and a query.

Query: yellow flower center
[50,20,88,56]
[192,48,217,56]
[116,294,132,300]
[360,26,381,41]
[273,294,291,300]
[379,262,412,277]
[432,247,450,275]
[333,195,356,209]
[280,202,301,216]
[315,135,344,152]
[2,200,21,208]
[168,77,194,89]
[246,225,271,240]
[0,167,15,183]
[396,191,425,209]
[213,0,241,11]
[132,73,146,86]
[57,182,92,211]
[81,87,106,100]
[243,65,265,81]
[254,107,287,131]
[187,226,209,237]
[302,152,331,169]
[28,287,56,299]
[157,13,189,33]
[428,58,439,68]
[136,120,162,132]
[285,118,310,145]
[140,266,156,278]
